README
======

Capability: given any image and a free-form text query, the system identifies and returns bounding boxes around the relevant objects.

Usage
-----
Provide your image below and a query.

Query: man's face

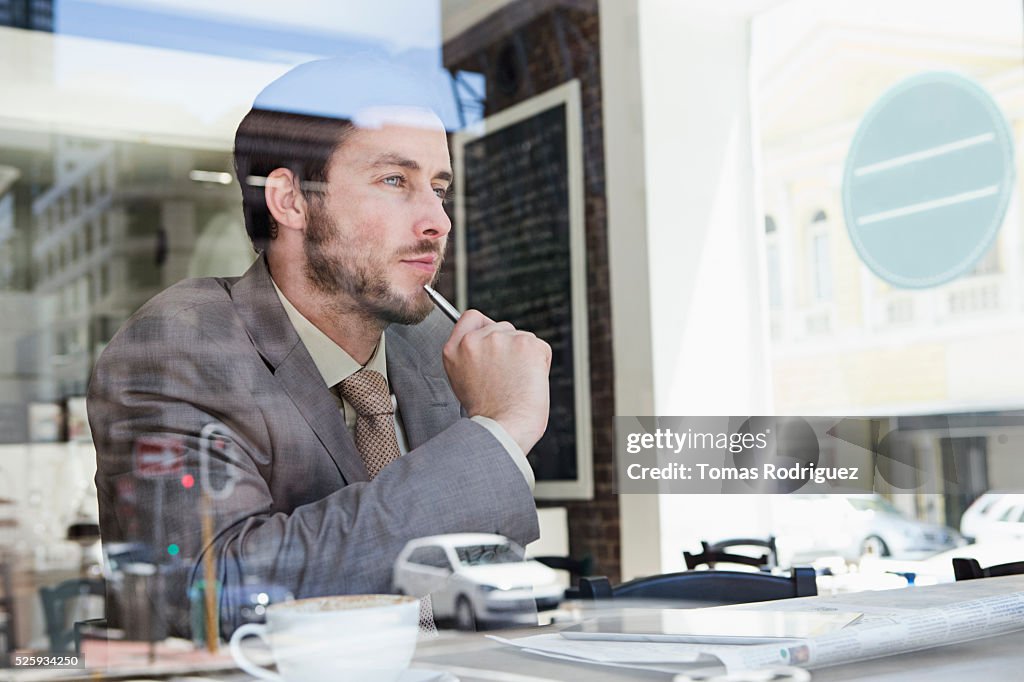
[303,119,453,325]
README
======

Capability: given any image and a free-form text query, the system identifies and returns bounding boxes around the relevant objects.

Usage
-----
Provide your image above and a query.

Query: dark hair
[232,108,354,251]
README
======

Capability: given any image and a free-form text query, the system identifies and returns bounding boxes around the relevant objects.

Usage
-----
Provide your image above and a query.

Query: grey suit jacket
[88,255,539,636]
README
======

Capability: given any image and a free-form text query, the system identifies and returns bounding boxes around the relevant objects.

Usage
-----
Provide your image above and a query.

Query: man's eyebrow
[367,153,419,171]
[367,153,453,183]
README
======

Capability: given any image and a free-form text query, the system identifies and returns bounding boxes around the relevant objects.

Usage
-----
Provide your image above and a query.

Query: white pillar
[600,0,661,580]
[602,0,774,579]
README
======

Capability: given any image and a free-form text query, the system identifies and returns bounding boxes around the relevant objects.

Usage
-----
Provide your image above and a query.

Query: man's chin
[374,293,435,326]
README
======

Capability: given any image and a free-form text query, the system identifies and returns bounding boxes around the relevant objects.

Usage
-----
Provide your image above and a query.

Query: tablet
[560,608,862,645]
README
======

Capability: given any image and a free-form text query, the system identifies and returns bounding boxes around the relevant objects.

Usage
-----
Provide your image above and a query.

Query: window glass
[455,543,523,566]
[752,0,1024,415]
[408,546,450,570]
[999,505,1022,522]
[750,0,1024,538]
[0,2,473,584]
[0,0,449,445]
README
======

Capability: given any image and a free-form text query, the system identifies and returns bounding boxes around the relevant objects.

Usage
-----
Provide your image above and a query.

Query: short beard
[302,200,441,326]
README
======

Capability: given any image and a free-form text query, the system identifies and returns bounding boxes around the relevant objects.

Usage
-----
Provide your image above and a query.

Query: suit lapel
[274,347,370,484]
[230,255,369,484]
[386,328,460,449]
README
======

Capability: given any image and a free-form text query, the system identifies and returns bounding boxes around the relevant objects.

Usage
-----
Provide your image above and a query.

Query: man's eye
[383,176,404,187]
[433,187,449,200]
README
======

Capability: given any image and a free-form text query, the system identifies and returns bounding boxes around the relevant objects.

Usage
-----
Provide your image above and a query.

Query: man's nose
[413,189,452,240]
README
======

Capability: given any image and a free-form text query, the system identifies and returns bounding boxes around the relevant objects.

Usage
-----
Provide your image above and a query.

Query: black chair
[579,567,817,605]
[39,578,106,654]
[684,537,778,571]
[534,555,595,600]
[952,557,1024,582]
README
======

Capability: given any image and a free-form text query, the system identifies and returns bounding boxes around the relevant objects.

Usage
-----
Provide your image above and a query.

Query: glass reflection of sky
[54,0,441,64]
[26,0,487,140]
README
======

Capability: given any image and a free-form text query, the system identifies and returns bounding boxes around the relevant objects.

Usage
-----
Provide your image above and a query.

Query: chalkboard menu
[455,80,592,499]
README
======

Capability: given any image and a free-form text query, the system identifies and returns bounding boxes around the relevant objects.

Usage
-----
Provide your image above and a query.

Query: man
[88,58,551,637]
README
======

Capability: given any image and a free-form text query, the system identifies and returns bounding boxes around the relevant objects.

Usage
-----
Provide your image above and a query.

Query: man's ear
[265,167,307,233]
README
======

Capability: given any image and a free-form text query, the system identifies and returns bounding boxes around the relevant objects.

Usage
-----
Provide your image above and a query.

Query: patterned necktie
[336,369,401,478]
[334,368,438,635]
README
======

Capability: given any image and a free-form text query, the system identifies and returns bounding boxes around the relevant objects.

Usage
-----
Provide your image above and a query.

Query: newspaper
[491,588,1024,674]
[487,634,726,675]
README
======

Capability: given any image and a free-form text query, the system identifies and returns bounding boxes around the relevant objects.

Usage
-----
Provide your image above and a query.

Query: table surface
[9,576,1024,681]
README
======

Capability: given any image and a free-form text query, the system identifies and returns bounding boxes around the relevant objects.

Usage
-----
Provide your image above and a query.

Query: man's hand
[443,310,552,454]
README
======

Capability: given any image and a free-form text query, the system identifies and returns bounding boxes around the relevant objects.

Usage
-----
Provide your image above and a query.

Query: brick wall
[444,0,620,583]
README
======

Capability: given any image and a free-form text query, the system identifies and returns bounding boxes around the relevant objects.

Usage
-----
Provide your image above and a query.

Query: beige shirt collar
[271,280,388,388]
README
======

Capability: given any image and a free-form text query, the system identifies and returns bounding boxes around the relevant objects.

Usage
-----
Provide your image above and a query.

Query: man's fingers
[442,314,552,454]
[445,309,493,347]
[458,322,530,355]
[456,309,494,330]
[469,321,516,341]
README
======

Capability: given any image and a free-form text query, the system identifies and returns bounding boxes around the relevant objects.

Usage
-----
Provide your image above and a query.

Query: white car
[960,492,1006,540]
[772,494,964,563]
[972,494,1024,543]
[392,533,564,630]
[961,493,1024,542]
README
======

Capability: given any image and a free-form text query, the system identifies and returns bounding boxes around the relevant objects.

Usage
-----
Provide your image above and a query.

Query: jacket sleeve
[88,308,539,637]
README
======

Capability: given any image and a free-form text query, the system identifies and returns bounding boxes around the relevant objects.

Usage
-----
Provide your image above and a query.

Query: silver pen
[423,284,462,322]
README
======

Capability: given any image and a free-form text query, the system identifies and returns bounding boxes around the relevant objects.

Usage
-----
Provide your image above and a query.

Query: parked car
[392,534,564,630]
[961,493,1024,542]
[972,494,1024,543]
[960,492,1007,541]
[772,494,964,563]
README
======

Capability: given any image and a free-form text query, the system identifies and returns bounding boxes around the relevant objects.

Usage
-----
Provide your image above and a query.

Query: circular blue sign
[842,72,1015,288]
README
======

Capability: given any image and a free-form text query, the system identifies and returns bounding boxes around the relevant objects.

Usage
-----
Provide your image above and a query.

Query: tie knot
[336,369,393,417]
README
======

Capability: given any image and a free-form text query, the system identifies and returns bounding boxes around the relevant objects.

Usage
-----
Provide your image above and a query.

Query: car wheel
[861,535,890,557]
[455,596,476,631]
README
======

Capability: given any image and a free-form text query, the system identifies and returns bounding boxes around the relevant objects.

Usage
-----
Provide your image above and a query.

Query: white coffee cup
[229,594,420,682]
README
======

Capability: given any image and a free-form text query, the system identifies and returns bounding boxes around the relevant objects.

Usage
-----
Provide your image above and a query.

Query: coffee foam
[275,594,417,613]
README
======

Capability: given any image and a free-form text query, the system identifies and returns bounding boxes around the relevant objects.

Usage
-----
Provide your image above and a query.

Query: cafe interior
[1,0,1024,679]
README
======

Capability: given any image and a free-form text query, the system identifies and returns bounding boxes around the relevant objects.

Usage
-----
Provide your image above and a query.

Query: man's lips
[400,255,438,273]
